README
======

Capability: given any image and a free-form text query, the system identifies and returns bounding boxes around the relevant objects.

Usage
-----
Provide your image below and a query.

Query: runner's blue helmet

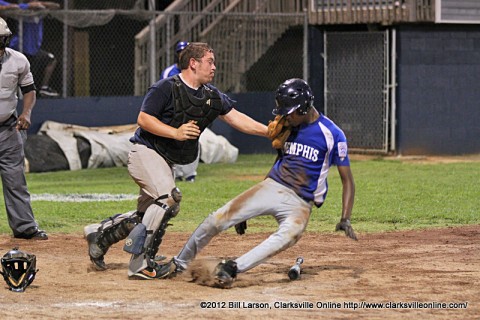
[273,78,314,116]
[176,41,189,53]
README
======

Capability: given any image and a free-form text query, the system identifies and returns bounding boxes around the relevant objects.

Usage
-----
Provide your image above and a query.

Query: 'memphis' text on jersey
[283,142,319,162]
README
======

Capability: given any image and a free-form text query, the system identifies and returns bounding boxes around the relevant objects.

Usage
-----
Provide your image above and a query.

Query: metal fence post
[62,0,69,97]
[149,0,156,86]
[303,10,309,81]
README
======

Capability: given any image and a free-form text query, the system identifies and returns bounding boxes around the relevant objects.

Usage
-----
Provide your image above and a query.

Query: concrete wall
[307,24,480,156]
[22,94,275,155]
[24,96,143,134]
[396,25,480,155]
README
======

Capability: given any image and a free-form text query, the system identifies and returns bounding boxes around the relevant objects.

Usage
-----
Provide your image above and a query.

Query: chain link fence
[325,31,390,153]
[0,8,307,98]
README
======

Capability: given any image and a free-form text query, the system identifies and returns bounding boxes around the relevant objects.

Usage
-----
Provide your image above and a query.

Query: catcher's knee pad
[96,211,142,253]
[144,188,182,264]
[151,187,182,219]
[123,223,147,255]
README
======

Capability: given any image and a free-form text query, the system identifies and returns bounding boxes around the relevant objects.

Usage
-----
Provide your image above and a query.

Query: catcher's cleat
[155,258,184,279]
[213,260,237,289]
[129,262,176,280]
[85,232,107,271]
[90,255,107,271]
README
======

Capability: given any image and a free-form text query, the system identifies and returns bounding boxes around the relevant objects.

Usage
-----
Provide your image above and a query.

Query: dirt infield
[0,225,478,319]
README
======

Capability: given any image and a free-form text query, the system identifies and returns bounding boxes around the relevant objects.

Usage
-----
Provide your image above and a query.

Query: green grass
[0,154,478,235]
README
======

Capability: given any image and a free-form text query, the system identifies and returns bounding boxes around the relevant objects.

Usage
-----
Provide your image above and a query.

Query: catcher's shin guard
[85,211,142,269]
[96,212,142,252]
[145,188,182,267]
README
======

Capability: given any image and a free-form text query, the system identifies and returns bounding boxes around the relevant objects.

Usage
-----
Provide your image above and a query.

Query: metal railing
[134,0,307,95]
[134,0,435,95]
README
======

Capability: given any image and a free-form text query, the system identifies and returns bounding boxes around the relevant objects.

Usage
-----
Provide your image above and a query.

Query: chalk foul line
[31,193,137,202]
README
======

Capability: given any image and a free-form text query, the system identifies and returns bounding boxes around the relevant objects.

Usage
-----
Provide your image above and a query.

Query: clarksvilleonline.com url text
[199,301,469,310]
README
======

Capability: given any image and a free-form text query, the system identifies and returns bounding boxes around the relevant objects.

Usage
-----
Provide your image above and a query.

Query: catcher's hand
[268,115,291,149]
[235,221,247,235]
[335,219,358,241]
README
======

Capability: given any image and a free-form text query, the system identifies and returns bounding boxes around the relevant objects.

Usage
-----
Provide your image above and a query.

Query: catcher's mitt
[268,115,291,149]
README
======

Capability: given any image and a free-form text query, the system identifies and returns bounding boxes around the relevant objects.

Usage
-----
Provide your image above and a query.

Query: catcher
[157,78,358,288]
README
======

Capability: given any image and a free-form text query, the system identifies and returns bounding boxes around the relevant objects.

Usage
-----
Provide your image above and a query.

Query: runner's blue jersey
[267,113,350,207]
[160,64,181,80]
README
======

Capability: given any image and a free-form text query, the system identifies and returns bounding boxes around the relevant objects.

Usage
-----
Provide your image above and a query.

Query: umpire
[0,18,47,240]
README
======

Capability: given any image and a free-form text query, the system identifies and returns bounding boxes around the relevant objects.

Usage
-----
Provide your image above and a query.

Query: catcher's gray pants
[0,125,38,235]
[174,178,312,273]
[84,144,176,275]
[126,144,177,275]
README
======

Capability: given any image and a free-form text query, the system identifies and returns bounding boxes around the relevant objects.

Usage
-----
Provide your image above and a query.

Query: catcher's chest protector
[153,75,223,164]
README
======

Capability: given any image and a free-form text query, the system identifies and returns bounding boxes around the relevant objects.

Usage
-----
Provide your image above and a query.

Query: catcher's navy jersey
[267,113,350,207]
[130,76,234,150]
